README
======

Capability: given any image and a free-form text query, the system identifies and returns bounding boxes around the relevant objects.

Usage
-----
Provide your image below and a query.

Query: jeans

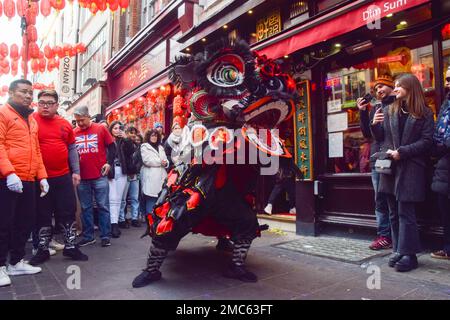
[437,194,450,254]
[371,170,391,238]
[145,195,158,215]
[119,178,140,222]
[77,177,111,240]
[386,195,421,255]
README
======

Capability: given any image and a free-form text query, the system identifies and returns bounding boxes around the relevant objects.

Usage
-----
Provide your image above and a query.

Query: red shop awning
[254,0,430,59]
[106,72,169,115]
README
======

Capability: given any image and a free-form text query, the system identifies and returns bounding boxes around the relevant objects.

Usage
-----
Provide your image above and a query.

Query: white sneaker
[0,266,11,287]
[264,204,272,215]
[49,239,65,251]
[7,259,42,276]
[289,207,296,214]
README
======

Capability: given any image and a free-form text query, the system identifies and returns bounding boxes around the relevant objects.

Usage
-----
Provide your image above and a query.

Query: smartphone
[361,93,373,104]
[119,125,125,131]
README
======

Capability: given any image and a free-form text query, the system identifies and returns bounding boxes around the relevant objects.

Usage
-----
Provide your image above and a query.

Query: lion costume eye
[206,54,245,88]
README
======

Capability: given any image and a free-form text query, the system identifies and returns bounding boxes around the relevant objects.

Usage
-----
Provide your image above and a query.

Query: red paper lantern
[31,59,39,74]
[11,60,18,76]
[50,0,65,11]
[29,42,40,59]
[54,46,65,59]
[63,44,72,57]
[54,58,60,68]
[40,0,52,16]
[17,0,28,17]
[25,7,37,26]
[108,0,118,11]
[0,1,3,17]
[96,0,107,11]
[4,0,15,19]
[0,43,8,58]
[10,44,19,60]
[75,43,87,54]
[89,3,99,15]
[27,25,38,42]
[39,58,46,73]
[118,0,129,9]
[44,45,54,59]
[2,85,8,92]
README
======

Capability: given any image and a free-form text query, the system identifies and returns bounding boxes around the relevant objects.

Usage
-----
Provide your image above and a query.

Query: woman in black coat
[371,73,434,272]
[430,69,450,260]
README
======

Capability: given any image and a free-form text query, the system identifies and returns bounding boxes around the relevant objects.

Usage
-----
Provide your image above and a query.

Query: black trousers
[0,180,36,266]
[437,194,450,254]
[386,195,421,255]
[36,174,77,229]
[268,178,295,208]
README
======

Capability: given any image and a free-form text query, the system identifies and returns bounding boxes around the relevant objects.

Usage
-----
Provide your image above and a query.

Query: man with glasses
[0,79,48,287]
[29,90,88,265]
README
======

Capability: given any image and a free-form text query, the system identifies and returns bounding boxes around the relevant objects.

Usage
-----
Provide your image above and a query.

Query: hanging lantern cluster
[78,0,129,15]
[32,82,55,90]
[0,40,86,76]
[1,0,40,20]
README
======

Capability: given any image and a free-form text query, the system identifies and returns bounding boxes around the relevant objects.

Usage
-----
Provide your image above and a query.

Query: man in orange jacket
[0,79,49,287]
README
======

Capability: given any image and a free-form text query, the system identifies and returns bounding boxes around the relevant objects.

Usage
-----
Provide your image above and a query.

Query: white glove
[40,179,49,197]
[6,173,23,193]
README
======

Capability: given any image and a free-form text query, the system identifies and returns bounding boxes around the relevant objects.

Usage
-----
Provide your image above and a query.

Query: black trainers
[132,270,162,288]
[63,247,89,261]
[77,238,96,247]
[111,224,121,238]
[29,249,50,266]
[394,255,418,272]
[223,265,258,282]
[131,220,141,228]
[101,238,111,247]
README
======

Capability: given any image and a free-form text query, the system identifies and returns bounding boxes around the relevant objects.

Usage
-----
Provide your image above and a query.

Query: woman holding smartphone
[108,121,135,238]
[371,73,434,272]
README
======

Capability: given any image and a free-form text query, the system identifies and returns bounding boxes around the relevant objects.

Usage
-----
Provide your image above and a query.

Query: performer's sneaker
[29,249,50,266]
[132,270,162,288]
[223,265,258,283]
[63,247,89,261]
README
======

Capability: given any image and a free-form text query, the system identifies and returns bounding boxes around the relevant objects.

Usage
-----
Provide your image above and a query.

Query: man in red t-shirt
[30,90,88,265]
[73,106,115,247]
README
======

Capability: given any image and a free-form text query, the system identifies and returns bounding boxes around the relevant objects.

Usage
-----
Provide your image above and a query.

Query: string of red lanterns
[0,41,86,76]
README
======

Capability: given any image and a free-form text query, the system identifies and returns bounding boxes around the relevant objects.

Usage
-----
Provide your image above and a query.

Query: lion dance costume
[132,38,298,288]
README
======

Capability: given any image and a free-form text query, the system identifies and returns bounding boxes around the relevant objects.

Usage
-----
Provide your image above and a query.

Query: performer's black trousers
[0,180,36,266]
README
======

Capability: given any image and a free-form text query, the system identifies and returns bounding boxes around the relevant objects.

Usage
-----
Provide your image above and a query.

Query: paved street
[1,222,450,300]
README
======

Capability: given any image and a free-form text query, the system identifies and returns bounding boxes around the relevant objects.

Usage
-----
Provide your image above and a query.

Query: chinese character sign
[294,80,313,180]
[256,9,282,41]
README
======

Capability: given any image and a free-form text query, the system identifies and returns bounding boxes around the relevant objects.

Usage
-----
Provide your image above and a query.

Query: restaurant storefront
[251,0,450,236]
[104,0,186,135]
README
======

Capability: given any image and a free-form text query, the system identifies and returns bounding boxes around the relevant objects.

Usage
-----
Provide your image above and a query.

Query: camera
[361,93,373,104]
[119,125,125,131]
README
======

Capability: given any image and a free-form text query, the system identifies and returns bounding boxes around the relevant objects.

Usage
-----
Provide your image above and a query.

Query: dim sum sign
[362,0,427,23]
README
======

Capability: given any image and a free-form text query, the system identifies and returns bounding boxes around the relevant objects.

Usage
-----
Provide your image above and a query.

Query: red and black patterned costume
[132,38,298,288]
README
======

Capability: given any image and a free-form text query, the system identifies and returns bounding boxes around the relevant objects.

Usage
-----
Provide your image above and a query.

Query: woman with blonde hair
[371,73,434,272]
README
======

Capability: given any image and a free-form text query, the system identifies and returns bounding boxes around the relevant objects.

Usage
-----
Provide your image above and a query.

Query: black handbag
[374,158,394,175]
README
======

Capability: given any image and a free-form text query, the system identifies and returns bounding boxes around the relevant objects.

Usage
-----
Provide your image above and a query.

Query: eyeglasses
[446,77,450,83]
[38,101,57,107]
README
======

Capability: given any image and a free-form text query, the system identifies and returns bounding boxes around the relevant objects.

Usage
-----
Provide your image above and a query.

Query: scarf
[434,98,450,144]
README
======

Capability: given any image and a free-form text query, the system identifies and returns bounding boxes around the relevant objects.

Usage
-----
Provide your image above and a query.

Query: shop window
[325,38,435,174]
[442,24,450,87]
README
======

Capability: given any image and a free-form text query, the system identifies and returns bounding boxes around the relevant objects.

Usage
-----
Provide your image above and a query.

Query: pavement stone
[0,224,448,300]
